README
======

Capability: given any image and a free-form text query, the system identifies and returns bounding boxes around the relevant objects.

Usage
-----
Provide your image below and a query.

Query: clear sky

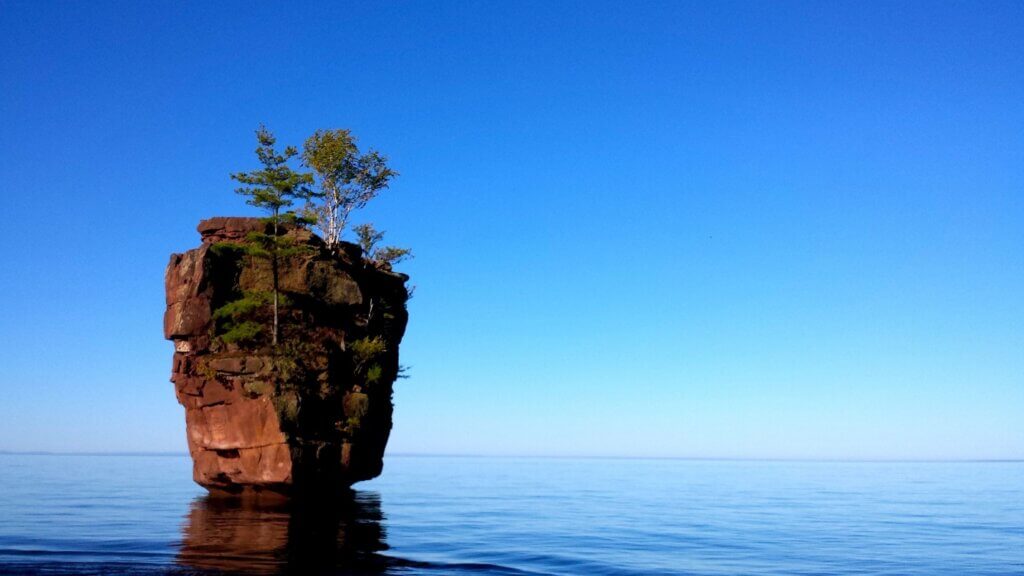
[1,1,1021,459]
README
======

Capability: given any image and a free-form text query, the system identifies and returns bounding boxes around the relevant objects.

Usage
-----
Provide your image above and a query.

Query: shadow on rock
[177,490,398,575]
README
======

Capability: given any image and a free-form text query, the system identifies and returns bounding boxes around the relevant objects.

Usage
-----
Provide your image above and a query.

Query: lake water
[0,454,1021,575]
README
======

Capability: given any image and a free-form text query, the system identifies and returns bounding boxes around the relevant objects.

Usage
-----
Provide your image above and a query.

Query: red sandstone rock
[165,217,409,495]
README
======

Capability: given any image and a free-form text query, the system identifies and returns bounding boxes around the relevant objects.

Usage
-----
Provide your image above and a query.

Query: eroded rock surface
[165,217,409,495]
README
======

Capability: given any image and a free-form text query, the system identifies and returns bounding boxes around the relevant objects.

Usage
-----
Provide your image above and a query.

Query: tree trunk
[272,207,279,346]
[326,184,340,247]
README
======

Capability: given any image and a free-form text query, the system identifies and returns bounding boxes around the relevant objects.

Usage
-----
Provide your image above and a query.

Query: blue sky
[0,1,1021,459]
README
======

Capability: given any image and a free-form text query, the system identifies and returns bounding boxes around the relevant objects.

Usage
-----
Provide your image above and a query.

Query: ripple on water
[0,455,1022,575]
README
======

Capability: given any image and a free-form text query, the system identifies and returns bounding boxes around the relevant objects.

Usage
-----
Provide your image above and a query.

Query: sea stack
[164,217,410,495]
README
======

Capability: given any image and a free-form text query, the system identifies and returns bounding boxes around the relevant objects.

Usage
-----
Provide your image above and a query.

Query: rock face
[164,217,410,495]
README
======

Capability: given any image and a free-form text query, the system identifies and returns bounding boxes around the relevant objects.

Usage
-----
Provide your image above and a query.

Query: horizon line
[1,450,1021,464]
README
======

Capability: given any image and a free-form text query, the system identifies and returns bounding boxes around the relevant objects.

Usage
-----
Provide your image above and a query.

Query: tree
[302,129,397,247]
[353,222,385,255]
[231,125,313,345]
[354,222,413,267]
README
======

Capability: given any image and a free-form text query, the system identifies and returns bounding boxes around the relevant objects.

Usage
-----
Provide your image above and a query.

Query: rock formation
[164,217,410,495]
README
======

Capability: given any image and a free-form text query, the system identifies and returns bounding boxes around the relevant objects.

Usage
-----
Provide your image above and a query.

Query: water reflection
[177,490,396,574]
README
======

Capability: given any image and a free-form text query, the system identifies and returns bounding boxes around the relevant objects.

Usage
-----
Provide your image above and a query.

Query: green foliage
[350,336,386,364]
[212,291,273,345]
[270,338,314,383]
[352,222,413,267]
[240,232,274,258]
[343,390,370,433]
[354,223,385,255]
[219,127,412,435]
[349,336,387,388]
[302,129,358,177]
[218,321,263,345]
[301,129,398,246]
[374,246,413,266]
[231,126,314,220]
[366,363,383,385]
[230,126,317,346]
[242,229,312,261]
[279,210,317,227]
[210,241,248,258]
[212,291,271,320]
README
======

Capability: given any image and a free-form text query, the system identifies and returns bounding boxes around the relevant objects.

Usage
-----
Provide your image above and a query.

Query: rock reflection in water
[177,490,393,574]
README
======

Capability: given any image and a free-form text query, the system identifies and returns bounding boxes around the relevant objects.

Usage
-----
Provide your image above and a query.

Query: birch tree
[302,129,397,247]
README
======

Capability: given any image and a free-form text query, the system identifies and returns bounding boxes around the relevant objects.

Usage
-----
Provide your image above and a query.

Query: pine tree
[354,222,412,267]
[230,125,313,345]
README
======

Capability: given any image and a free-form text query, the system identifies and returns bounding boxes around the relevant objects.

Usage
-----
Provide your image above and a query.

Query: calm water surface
[0,454,1021,575]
